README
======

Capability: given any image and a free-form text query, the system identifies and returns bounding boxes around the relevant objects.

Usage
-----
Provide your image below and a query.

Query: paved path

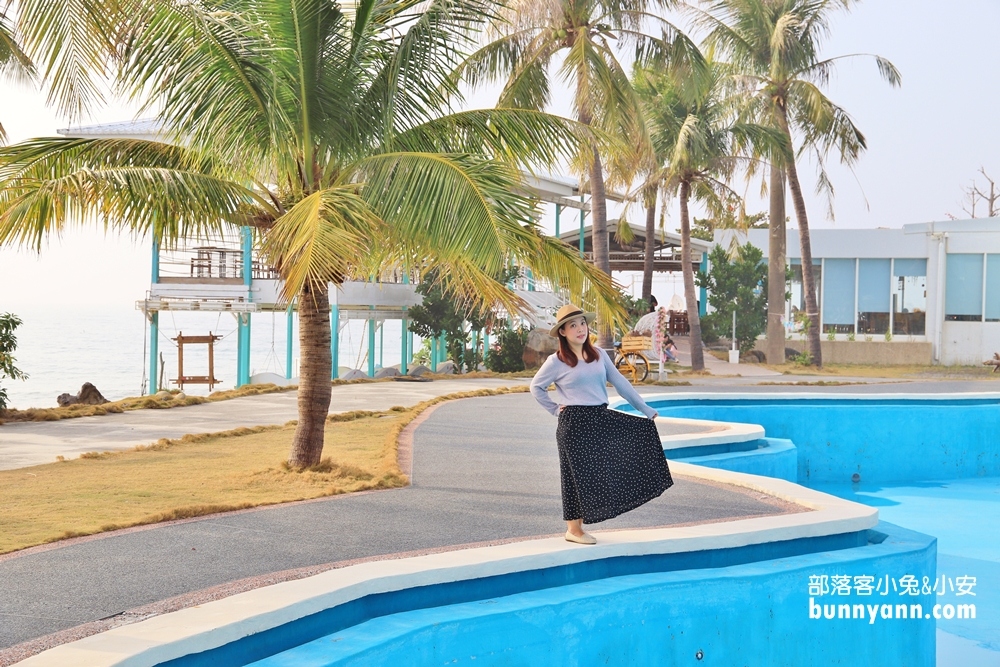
[0,392,786,652]
[0,378,531,471]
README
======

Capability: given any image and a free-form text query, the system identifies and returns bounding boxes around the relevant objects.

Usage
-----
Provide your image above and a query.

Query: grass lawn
[0,387,528,555]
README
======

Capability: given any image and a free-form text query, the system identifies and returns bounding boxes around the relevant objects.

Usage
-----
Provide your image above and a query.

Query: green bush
[485,326,528,373]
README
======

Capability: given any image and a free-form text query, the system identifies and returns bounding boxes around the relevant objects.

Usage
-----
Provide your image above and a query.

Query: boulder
[435,360,457,374]
[522,328,559,369]
[57,382,110,407]
[154,390,172,400]
[408,364,430,377]
[374,367,401,379]
[744,350,766,364]
[785,347,801,361]
[339,369,368,381]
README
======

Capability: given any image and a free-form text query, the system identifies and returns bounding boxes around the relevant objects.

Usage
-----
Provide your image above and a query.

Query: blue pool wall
[666,436,798,481]
[247,521,936,667]
[623,397,1000,484]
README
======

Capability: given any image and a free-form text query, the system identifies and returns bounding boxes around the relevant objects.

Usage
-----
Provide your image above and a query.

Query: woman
[530,304,674,545]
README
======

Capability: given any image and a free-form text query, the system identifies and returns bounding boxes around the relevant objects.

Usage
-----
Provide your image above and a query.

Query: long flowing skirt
[555,404,673,524]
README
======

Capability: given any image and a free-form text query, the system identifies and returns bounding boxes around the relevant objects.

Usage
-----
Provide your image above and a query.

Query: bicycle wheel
[626,353,649,382]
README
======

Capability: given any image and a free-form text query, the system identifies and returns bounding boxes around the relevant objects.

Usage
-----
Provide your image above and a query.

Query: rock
[175,392,186,400]
[522,328,559,369]
[435,360,457,374]
[57,382,110,407]
[408,364,430,377]
[785,347,801,361]
[744,350,766,364]
[339,369,368,381]
[155,390,172,399]
[374,367,401,379]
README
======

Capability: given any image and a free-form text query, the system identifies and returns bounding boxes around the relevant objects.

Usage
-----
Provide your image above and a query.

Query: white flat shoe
[565,530,597,545]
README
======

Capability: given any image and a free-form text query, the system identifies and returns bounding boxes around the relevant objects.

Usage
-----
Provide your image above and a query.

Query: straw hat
[549,303,596,337]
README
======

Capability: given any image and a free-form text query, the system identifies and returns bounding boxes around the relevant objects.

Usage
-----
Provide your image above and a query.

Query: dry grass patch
[0,385,530,555]
[762,362,1000,379]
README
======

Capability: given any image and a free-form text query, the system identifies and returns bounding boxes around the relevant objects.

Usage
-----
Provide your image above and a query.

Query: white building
[718,219,1000,365]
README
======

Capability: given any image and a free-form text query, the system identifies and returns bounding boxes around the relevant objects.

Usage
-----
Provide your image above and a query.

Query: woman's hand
[648,411,659,420]
[558,405,566,414]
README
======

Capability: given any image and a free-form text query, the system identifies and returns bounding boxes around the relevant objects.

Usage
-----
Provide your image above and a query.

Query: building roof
[57,119,168,141]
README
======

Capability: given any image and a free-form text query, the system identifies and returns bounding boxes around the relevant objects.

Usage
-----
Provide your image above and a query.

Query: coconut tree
[633,56,783,371]
[696,0,900,366]
[0,0,627,468]
[457,0,704,348]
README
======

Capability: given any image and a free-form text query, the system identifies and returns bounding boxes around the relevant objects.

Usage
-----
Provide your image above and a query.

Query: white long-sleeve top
[529,347,657,418]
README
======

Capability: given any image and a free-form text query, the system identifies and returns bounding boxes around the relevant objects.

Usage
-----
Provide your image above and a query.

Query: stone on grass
[408,365,430,377]
[339,369,368,381]
[374,367,401,379]
[57,382,110,407]
[435,360,457,374]
[522,328,559,369]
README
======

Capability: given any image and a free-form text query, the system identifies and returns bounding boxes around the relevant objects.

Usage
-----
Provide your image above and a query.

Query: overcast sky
[1,0,998,310]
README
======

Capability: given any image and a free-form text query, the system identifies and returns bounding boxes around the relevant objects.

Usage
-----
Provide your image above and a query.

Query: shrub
[485,326,528,373]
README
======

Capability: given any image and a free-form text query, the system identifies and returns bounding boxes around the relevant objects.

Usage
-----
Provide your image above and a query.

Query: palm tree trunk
[679,180,704,371]
[767,164,787,365]
[288,281,333,467]
[589,147,614,349]
[641,193,656,306]
[777,111,823,367]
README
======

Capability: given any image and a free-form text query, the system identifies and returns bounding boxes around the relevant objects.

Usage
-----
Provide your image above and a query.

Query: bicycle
[614,335,651,383]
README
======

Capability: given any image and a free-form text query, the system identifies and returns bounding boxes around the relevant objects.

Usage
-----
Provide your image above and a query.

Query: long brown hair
[556,325,599,367]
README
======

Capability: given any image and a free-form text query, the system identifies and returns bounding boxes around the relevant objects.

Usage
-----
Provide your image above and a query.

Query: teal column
[699,251,708,317]
[237,313,251,386]
[378,320,383,368]
[555,204,561,237]
[237,226,253,387]
[430,334,438,371]
[400,310,409,375]
[151,238,160,283]
[148,311,159,394]
[527,268,535,291]
[368,308,376,377]
[285,303,294,379]
[483,331,490,360]
[331,303,340,379]
[439,334,446,367]
[148,239,160,395]
[579,196,585,258]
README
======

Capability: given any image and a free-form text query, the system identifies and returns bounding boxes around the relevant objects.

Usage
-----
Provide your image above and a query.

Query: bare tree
[948,167,1000,219]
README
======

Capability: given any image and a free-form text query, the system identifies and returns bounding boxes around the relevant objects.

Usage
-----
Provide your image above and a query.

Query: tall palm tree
[697,0,900,366]
[458,0,702,348]
[0,0,627,468]
[634,56,782,371]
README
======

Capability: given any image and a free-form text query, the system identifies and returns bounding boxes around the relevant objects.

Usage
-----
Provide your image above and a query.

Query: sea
[1,304,409,410]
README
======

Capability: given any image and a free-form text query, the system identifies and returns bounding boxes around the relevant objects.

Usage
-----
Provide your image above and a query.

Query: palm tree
[697,0,900,366]
[0,0,627,468]
[458,0,702,348]
[634,56,782,371]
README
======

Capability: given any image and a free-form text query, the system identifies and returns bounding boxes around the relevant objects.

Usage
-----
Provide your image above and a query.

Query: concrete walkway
[0,378,530,471]
[0,391,788,654]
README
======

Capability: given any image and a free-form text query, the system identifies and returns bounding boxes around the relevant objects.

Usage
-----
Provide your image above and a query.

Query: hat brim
[549,311,596,338]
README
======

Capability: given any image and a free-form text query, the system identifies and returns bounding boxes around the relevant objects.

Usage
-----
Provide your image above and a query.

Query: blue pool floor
[810,477,1000,666]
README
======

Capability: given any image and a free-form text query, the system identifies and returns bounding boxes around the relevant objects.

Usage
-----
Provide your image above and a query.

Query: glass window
[857,259,891,335]
[787,259,822,332]
[822,258,856,333]
[986,255,1000,322]
[945,254,983,321]
[892,259,927,335]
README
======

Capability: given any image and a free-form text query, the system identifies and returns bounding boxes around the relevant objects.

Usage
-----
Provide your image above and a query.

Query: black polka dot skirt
[555,404,673,524]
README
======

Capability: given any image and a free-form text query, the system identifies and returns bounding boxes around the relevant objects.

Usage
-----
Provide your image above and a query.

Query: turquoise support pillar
[237,313,251,386]
[285,303,294,379]
[699,251,708,317]
[237,226,253,387]
[368,307,376,377]
[401,309,409,375]
[555,204,561,237]
[527,269,535,291]
[579,196,585,258]
[148,311,159,394]
[483,331,490,360]
[331,303,340,379]
[378,319,383,368]
[148,239,160,394]
[430,334,438,371]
